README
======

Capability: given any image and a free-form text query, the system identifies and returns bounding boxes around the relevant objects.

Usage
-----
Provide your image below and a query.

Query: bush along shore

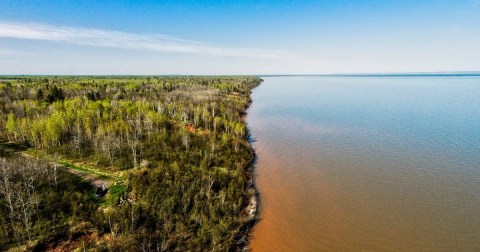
[0,76,262,251]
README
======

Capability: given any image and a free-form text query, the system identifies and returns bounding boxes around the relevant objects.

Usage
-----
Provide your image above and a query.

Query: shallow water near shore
[247,76,480,251]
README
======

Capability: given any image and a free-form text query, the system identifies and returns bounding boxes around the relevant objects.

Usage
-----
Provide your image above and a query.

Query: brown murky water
[247,76,480,251]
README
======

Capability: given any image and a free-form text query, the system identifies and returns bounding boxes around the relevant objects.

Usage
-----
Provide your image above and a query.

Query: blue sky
[0,0,479,74]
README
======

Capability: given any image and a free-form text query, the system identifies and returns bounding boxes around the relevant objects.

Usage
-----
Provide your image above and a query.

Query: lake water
[247,76,480,251]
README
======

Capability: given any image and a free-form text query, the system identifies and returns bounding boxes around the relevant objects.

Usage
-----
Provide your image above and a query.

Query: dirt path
[1,138,117,190]
[19,152,113,188]
[61,166,114,188]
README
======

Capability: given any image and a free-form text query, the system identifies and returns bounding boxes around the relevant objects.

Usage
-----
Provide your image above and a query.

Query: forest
[0,76,262,251]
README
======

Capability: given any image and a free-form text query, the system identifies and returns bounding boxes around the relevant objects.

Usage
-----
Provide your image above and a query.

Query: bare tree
[0,158,15,239]
[182,134,190,150]
[126,113,144,168]
[0,157,51,242]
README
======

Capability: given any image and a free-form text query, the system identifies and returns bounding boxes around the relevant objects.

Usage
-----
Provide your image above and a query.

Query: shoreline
[235,79,262,251]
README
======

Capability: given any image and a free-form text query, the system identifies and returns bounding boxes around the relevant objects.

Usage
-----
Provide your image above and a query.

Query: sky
[0,0,479,75]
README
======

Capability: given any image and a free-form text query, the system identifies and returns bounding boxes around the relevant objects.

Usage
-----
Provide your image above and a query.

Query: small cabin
[95,183,108,197]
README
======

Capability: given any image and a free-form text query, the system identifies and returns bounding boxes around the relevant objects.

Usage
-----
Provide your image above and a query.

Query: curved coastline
[236,78,262,251]
[233,75,480,251]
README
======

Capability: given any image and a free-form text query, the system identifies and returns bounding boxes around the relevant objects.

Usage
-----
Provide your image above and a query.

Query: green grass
[58,160,111,180]
[24,149,124,181]
[106,184,126,206]
[92,184,126,207]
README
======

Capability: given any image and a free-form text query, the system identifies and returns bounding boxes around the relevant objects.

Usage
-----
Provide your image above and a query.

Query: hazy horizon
[1,71,480,77]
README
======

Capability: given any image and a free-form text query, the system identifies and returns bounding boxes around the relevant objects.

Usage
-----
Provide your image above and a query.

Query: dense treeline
[0,156,98,250]
[0,76,261,250]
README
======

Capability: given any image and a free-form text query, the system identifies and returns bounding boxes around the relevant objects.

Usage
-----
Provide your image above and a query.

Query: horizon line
[1,71,480,78]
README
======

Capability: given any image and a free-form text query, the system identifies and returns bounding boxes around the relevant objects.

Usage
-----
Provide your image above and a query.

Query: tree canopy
[0,76,261,251]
